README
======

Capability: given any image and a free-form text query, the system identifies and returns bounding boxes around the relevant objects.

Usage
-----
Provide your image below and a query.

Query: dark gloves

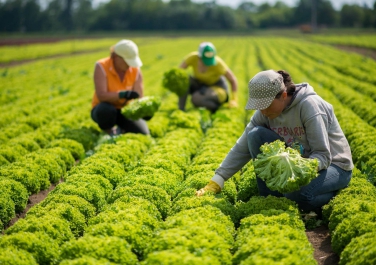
[119,90,139,100]
[143,116,153,121]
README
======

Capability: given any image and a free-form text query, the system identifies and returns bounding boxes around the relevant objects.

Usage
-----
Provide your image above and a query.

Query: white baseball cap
[113,39,142,68]
[246,70,285,110]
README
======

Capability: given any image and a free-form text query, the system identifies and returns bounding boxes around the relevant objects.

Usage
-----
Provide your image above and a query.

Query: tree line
[1,0,376,33]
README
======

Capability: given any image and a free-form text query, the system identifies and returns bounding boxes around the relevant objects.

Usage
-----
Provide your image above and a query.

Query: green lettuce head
[122,96,161,120]
[253,140,318,193]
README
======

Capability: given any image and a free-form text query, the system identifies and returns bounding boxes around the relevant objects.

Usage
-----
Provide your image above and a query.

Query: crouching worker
[178,42,238,113]
[196,69,353,216]
[91,39,149,135]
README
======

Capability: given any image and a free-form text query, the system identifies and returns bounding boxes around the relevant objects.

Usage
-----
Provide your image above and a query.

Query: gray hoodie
[212,83,354,188]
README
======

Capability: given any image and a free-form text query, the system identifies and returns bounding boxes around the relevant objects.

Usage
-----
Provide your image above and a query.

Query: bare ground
[306,225,339,265]
[334,44,376,61]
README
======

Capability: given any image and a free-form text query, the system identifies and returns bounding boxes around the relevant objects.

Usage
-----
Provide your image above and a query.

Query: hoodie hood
[285,83,317,111]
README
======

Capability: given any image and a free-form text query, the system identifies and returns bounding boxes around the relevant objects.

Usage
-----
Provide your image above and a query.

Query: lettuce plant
[59,236,138,265]
[339,231,376,265]
[47,139,85,161]
[164,206,236,245]
[122,96,161,120]
[0,194,15,226]
[59,256,113,265]
[0,247,38,265]
[5,216,74,245]
[0,178,28,212]
[48,182,107,212]
[253,140,318,193]
[331,212,376,254]
[233,224,315,265]
[26,202,87,237]
[40,194,96,220]
[146,227,232,265]
[141,247,221,265]
[0,232,59,264]
[108,184,171,219]
[162,68,189,97]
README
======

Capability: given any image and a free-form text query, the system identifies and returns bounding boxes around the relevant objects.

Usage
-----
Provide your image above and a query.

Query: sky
[91,0,375,10]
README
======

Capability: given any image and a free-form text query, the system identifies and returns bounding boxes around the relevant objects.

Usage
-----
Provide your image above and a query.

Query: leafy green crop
[339,231,376,265]
[6,216,74,245]
[121,96,161,120]
[141,247,221,265]
[331,212,376,254]
[0,232,59,264]
[233,226,316,265]
[0,247,38,265]
[146,227,232,265]
[0,178,28,213]
[26,202,87,237]
[59,236,138,265]
[59,256,114,265]
[253,140,318,193]
[164,206,236,245]
[162,68,189,97]
[47,138,85,161]
[0,193,15,226]
[40,194,96,221]
[235,196,299,222]
[108,184,171,219]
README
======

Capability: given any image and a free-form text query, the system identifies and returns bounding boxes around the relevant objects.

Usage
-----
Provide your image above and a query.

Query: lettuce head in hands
[162,68,189,97]
[253,140,319,193]
[121,96,161,120]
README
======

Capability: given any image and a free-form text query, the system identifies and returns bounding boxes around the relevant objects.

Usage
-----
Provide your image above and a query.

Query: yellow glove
[228,91,238,108]
[196,180,222,197]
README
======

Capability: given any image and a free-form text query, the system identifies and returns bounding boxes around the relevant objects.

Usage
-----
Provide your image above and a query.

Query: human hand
[228,100,238,108]
[195,180,221,197]
[119,90,139,100]
[228,91,238,108]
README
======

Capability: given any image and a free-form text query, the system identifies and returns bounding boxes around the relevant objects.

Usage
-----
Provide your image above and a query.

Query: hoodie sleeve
[212,112,267,188]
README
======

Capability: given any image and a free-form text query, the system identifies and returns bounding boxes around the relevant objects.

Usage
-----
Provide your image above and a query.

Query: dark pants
[189,76,229,100]
[178,76,229,112]
[91,102,149,135]
[247,126,352,212]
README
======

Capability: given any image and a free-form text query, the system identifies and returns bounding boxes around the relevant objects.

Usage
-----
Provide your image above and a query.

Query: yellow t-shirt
[92,57,140,109]
[184,52,228,85]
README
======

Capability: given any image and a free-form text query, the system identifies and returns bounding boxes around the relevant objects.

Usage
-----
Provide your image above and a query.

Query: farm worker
[91,39,149,135]
[178,42,238,113]
[196,69,354,216]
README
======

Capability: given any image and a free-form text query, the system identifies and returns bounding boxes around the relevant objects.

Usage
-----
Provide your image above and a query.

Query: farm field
[0,34,376,265]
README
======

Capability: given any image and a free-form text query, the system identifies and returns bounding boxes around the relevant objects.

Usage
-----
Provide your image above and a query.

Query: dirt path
[306,226,339,265]
[334,44,376,61]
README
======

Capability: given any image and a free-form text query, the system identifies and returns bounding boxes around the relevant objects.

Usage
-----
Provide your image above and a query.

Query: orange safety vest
[91,57,140,109]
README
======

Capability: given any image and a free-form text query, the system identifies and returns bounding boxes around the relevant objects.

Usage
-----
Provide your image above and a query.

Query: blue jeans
[247,126,352,212]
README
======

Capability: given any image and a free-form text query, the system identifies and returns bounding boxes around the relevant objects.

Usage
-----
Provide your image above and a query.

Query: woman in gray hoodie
[197,69,353,214]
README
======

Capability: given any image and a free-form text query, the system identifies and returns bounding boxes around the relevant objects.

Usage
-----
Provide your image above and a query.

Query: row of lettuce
[1,34,376,65]
[0,37,375,264]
